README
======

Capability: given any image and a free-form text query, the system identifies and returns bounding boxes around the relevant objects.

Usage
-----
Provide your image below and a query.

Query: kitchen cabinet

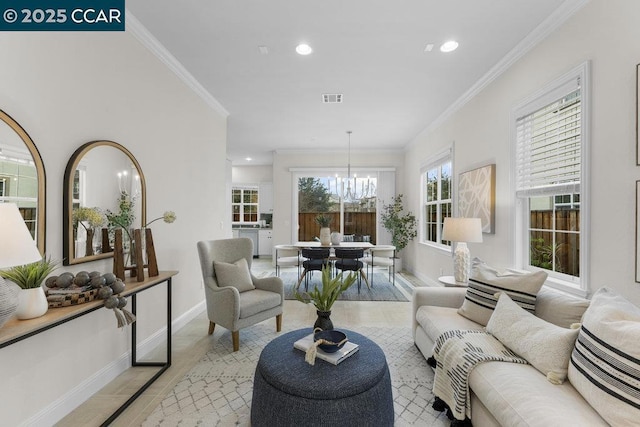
[238,229,259,257]
[259,182,273,213]
[258,229,273,256]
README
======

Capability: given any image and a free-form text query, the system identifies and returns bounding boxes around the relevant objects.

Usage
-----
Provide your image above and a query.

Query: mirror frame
[0,109,46,254]
[63,140,146,265]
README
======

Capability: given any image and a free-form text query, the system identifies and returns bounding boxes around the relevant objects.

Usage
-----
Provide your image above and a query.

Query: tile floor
[57,259,425,427]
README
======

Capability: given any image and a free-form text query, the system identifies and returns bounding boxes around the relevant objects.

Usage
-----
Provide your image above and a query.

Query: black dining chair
[297,248,331,291]
[334,248,368,292]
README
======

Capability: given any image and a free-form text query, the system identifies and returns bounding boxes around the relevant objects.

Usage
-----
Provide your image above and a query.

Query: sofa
[412,285,612,426]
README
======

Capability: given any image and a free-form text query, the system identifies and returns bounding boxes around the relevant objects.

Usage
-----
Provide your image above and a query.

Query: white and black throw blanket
[428,330,528,424]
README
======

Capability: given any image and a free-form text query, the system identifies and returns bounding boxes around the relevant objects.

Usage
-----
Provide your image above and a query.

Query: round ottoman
[251,329,393,426]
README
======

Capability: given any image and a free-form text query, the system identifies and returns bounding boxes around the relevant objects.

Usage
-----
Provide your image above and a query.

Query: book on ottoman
[294,333,359,365]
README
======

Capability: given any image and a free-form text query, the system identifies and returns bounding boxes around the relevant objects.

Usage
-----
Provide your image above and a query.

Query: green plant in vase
[105,191,136,265]
[0,256,58,320]
[381,194,417,253]
[72,207,105,256]
[315,214,333,245]
[294,265,356,330]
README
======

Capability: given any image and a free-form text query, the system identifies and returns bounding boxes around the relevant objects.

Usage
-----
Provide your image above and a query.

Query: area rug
[279,271,411,302]
[142,324,448,426]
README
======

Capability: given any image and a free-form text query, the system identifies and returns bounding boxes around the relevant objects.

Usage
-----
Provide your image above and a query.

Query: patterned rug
[143,324,448,426]
[279,271,412,302]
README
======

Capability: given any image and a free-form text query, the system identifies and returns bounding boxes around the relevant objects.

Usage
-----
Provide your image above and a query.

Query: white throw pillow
[457,261,547,326]
[568,287,640,425]
[486,292,579,384]
[213,258,255,292]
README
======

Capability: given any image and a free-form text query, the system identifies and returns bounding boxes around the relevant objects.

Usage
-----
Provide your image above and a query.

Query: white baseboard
[25,301,207,427]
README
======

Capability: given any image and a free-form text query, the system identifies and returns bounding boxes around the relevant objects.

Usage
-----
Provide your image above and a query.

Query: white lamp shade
[442,217,483,243]
[0,203,42,269]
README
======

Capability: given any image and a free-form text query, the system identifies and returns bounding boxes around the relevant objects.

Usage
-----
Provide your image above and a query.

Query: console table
[0,270,178,426]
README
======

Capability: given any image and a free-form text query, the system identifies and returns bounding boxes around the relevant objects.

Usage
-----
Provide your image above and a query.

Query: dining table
[291,241,375,289]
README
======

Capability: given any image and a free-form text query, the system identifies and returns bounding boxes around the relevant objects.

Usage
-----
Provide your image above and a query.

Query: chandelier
[331,131,375,203]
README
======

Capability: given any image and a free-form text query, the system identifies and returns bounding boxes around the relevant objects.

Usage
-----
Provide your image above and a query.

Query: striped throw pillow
[457,263,547,326]
[568,287,640,425]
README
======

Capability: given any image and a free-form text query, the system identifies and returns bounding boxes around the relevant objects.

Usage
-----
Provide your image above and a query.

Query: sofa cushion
[415,305,484,351]
[568,287,640,425]
[214,258,255,292]
[486,292,579,384]
[239,289,281,318]
[458,262,547,326]
[535,288,590,328]
[470,361,608,426]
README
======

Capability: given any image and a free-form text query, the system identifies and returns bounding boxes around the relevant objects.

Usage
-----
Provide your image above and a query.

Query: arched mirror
[0,109,46,253]
[63,141,146,265]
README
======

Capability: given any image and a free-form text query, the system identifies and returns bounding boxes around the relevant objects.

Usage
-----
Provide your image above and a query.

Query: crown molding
[125,10,229,118]
[406,0,590,149]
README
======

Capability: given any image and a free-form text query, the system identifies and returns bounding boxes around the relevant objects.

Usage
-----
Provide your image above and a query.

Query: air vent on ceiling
[322,94,343,103]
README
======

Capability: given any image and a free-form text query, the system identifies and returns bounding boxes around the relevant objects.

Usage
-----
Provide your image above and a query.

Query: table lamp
[442,217,483,284]
[0,203,43,327]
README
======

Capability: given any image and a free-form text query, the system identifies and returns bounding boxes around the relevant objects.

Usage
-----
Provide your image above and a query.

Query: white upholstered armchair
[197,238,283,351]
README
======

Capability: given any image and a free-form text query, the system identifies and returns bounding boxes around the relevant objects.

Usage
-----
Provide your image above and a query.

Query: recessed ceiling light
[295,43,313,55]
[440,40,459,53]
[245,157,252,162]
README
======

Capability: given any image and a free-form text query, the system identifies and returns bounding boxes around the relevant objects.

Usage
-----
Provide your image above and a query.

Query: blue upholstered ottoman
[251,329,394,426]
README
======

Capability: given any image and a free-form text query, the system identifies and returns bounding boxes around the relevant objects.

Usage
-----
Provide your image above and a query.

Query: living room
[1,0,639,425]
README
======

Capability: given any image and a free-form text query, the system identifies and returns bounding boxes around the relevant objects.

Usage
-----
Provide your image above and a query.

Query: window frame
[420,147,453,251]
[512,61,590,296]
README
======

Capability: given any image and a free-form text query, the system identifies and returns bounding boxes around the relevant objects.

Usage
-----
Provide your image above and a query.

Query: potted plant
[0,256,58,320]
[315,214,333,246]
[294,266,356,331]
[73,207,105,257]
[380,194,417,271]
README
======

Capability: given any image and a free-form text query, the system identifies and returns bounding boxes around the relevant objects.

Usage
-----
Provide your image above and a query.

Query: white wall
[403,0,640,305]
[232,165,273,184]
[272,149,404,246]
[0,30,227,425]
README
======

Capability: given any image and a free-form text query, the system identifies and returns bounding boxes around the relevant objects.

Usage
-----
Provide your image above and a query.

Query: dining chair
[334,247,368,292]
[197,238,283,352]
[362,245,396,286]
[274,245,301,277]
[297,248,331,291]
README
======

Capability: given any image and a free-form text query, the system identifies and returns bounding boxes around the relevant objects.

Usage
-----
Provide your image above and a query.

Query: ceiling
[127,0,568,165]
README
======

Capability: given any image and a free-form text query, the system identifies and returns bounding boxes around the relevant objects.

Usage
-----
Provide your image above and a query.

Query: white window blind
[515,86,581,197]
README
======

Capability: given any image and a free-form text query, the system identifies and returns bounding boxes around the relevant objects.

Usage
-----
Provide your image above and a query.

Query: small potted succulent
[294,266,356,331]
[315,214,333,246]
[0,256,58,320]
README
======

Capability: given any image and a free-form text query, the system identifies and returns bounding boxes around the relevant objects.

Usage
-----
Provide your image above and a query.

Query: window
[421,153,452,247]
[297,175,378,242]
[514,62,589,291]
[232,187,259,223]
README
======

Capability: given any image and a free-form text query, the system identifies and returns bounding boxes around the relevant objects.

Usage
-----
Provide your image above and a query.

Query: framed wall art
[458,164,496,233]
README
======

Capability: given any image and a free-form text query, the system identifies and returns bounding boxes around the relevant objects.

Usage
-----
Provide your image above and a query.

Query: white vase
[16,286,48,320]
[330,232,342,245]
[319,227,331,246]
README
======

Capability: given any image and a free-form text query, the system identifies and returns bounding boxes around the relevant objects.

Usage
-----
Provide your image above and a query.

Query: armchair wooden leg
[208,321,215,335]
[232,330,239,352]
[276,314,282,332]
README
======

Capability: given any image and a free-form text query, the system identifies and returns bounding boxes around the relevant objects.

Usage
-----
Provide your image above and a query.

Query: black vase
[314,310,334,331]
